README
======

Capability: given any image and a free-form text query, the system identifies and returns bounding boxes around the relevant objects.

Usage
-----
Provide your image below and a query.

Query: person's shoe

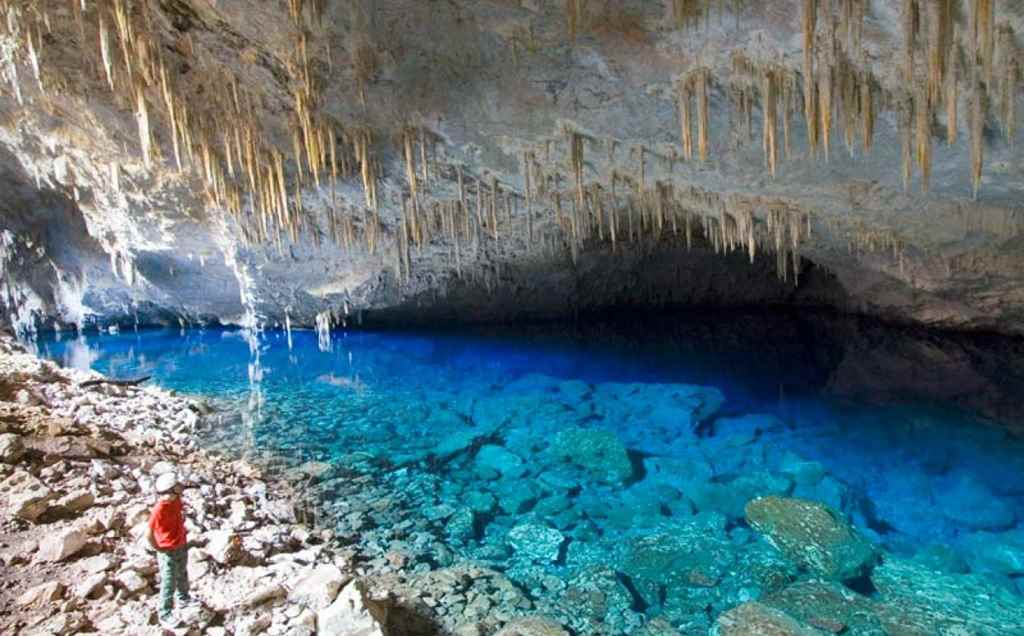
[159,613,182,630]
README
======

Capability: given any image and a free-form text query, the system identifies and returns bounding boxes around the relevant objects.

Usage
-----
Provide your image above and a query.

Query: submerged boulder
[494,616,570,636]
[961,528,1024,577]
[711,602,823,636]
[761,579,886,635]
[936,475,1016,530]
[745,496,876,580]
[545,427,633,484]
[871,558,1024,635]
[507,523,565,563]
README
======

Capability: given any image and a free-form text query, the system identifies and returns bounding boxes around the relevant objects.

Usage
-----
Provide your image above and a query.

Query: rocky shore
[0,335,482,636]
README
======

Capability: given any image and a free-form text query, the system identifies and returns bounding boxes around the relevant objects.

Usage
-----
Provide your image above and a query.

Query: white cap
[155,472,179,494]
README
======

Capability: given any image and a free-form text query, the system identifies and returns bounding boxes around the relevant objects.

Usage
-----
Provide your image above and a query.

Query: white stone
[16,581,65,607]
[37,527,88,562]
[5,470,55,522]
[316,580,385,636]
[0,433,25,463]
[206,529,245,565]
[287,564,348,611]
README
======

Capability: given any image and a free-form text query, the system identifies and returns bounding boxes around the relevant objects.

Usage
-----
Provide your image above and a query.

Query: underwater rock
[871,558,1024,635]
[761,579,886,635]
[559,566,641,634]
[689,471,793,521]
[445,508,477,544]
[545,427,632,484]
[937,475,1016,530]
[620,516,736,612]
[476,445,528,478]
[779,451,827,487]
[745,496,877,581]
[433,430,488,462]
[493,616,570,636]
[587,383,724,454]
[463,490,498,515]
[710,414,785,446]
[495,478,543,515]
[711,602,823,636]
[792,476,847,516]
[507,523,565,563]
[961,528,1024,576]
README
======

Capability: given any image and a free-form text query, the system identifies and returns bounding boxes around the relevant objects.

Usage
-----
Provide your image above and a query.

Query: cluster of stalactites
[676,67,711,163]
[565,0,746,42]
[0,0,390,255]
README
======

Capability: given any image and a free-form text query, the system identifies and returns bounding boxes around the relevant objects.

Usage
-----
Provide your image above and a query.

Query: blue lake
[34,315,1024,633]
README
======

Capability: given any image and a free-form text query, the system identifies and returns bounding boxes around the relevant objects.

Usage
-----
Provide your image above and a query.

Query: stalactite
[678,79,694,160]
[761,69,778,177]
[803,0,818,156]
[973,0,995,88]
[859,72,874,154]
[135,81,152,171]
[673,0,702,30]
[99,10,115,91]
[697,69,710,162]
[818,64,833,161]
[899,95,914,192]
[915,83,932,192]
[566,0,584,42]
[902,0,917,85]
[946,43,959,145]
[971,79,985,200]
[996,25,1019,144]
[570,131,585,208]
[782,73,794,160]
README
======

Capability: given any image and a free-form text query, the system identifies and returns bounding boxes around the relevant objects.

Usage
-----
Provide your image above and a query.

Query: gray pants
[157,546,190,619]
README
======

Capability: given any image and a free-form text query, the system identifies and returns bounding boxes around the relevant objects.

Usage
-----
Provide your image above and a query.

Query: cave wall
[0,1,1022,333]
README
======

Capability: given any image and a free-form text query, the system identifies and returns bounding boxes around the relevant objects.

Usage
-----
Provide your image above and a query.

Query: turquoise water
[35,318,1024,632]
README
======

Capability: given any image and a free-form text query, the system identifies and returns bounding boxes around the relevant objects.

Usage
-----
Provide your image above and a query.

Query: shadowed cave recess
[2,1,1024,635]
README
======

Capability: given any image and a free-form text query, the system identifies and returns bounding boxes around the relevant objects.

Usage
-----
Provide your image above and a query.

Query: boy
[147,472,192,628]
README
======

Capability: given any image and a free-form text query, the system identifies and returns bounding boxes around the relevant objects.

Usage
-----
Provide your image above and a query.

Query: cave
[1,1,1023,635]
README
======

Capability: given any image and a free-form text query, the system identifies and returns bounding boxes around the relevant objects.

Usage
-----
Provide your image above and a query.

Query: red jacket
[149,497,187,551]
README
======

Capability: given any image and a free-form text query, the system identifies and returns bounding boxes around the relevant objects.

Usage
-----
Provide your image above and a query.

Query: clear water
[35,319,1024,631]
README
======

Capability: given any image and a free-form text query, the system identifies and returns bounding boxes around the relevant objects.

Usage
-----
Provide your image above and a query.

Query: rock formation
[0,1,1021,334]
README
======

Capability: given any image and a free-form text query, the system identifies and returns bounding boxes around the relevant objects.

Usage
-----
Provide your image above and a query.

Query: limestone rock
[73,573,109,600]
[871,558,1024,635]
[5,470,56,522]
[476,445,527,478]
[711,602,823,636]
[0,432,25,463]
[317,579,386,636]
[244,582,287,608]
[206,529,245,566]
[115,569,150,595]
[494,616,571,636]
[962,528,1024,576]
[507,523,565,563]
[546,427,633,484]
[937,476,1016,530]
[288,564,350,611]
[55,490,95,514]
[16,581,65,607]
[761,579,886,635]
[37,527,88,563]
[745,496,876,580]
